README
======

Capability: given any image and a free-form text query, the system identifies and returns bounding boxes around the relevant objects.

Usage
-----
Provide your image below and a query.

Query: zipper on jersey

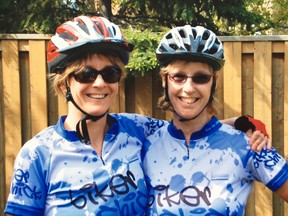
[100,157,105,165]
[185,141,190,159]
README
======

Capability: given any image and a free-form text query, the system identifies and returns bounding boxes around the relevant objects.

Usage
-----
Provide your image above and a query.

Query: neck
[173,112,211,144]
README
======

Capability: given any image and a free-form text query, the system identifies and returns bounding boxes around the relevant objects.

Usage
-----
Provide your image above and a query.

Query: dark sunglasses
[71,66,122,84]
[168,73,212,84]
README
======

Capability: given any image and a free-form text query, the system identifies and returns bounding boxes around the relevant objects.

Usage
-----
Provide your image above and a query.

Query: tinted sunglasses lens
[73,67,121,83]
[169,74,187,83]
[73,68,96,83]
[192,74,212,84]
[102,67,122,83]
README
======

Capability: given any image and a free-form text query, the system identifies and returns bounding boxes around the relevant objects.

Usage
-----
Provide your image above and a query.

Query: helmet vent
[184,44,190,50]
[207,46,218,54]
[198,44,205,52]
[78,23,89,35]
[215,38,221,45]
[95,21,105,35]
[112,26,116,36]
[166,33,173,39]
[192,29,197,39]
[169,44,178,51]
[202,30,210,40]
[179,29,186,38]
[60,32,77,41]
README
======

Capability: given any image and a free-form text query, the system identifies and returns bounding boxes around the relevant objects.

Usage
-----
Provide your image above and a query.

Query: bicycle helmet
[156,25,225,71]
[47,15,134,73]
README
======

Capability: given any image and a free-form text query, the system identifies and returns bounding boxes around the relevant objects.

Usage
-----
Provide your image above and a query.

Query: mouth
[179,97,198,104]
[87,94,107,99]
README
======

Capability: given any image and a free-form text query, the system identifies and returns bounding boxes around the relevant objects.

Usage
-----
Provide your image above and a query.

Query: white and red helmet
[47,15,134,73]
[156,25,225,71]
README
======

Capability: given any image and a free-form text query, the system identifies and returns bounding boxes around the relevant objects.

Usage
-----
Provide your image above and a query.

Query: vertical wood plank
[271,53,285,216]
[254,41,272,216]
[135,74,153,117]
[29,40,48,135]
[242,53,255,216]
[152,70,166,120]
[124,75,135,113]
[223,42,242,118]
[2,40,22,198]
[0,41,5,213]
[284,41,288,215]
[242,53,254,116]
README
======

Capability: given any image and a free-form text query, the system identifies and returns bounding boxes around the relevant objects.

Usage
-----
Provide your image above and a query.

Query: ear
[161,73,166,88]
[214,73,219,89]
[60,83,67,95]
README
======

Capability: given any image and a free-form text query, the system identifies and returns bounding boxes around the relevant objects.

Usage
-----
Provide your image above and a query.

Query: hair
[157,60,221,116]
[48,52,126,97]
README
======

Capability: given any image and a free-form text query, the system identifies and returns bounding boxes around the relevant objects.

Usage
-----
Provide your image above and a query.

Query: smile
[87,94,107,99]
[180,97,198,104]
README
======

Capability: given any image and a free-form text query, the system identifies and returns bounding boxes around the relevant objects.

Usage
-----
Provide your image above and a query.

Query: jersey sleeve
[4,139,51,215]
[116,113,167,138]
[248,148,288,191]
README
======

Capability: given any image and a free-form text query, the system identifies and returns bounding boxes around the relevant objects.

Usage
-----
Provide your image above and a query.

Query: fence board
[0,42,4,213]
[2,40,22,199]
[223,42,242,118]
[254,42,273,216]
[271,53,285,216]
[284,42,288,215]
[135,75,153,116]
[29,40,48,136]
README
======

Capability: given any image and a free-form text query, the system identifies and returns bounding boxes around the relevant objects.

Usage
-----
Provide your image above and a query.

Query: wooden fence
[0,34,288,215]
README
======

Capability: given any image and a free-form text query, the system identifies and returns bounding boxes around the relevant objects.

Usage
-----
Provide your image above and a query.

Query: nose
[92,74,106,87]
[182,77,195,92]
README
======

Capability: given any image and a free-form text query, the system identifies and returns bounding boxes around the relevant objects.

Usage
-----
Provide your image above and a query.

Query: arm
[221,116,271,151]
[275,179,288,202]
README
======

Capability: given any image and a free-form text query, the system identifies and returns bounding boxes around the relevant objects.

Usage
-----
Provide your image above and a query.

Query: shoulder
[18,125,62,161]
[110,113,168,136]
[111,113,166,124]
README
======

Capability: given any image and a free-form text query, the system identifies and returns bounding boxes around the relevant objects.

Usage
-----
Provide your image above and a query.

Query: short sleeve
[4,139,50,215]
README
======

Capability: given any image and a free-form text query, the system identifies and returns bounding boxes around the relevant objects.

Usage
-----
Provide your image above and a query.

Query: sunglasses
[71,66,122,84]
[167,73,212,84]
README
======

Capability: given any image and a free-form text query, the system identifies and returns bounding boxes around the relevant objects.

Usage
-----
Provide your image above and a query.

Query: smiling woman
[142,25,288,216]
[3,15,167,216]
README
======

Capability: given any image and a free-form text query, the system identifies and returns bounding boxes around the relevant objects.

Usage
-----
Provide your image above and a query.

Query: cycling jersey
[5,113,166,216]
[142,116,288,216]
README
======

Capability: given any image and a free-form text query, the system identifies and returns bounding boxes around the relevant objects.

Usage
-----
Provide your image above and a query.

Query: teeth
[181,97,197,103]
[88,94,106,99]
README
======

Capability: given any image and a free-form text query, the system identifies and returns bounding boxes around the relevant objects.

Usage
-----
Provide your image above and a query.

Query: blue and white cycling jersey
[5,113,166,216]
[142,116,288,216]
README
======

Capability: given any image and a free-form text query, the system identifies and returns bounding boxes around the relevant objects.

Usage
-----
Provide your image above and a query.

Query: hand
[245,129,272,151]
[235,115,271,151]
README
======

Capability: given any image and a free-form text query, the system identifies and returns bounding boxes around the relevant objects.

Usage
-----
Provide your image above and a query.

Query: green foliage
[123,29,164,76]
[1,0,287,76]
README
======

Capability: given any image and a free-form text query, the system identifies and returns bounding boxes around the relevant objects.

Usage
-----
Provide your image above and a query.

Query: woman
[142,25,288,215]
[4,16,268,216]
[4,15,166,216]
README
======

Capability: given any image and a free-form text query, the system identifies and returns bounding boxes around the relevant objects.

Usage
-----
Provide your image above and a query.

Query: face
[163,61,214,121]
[67,54,119,117]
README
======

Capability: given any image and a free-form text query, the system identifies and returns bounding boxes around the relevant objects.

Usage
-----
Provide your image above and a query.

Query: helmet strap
[164,74,170,102]
[65,83,108,144]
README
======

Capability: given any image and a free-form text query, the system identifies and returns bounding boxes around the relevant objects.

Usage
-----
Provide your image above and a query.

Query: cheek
[110,83,119,95]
